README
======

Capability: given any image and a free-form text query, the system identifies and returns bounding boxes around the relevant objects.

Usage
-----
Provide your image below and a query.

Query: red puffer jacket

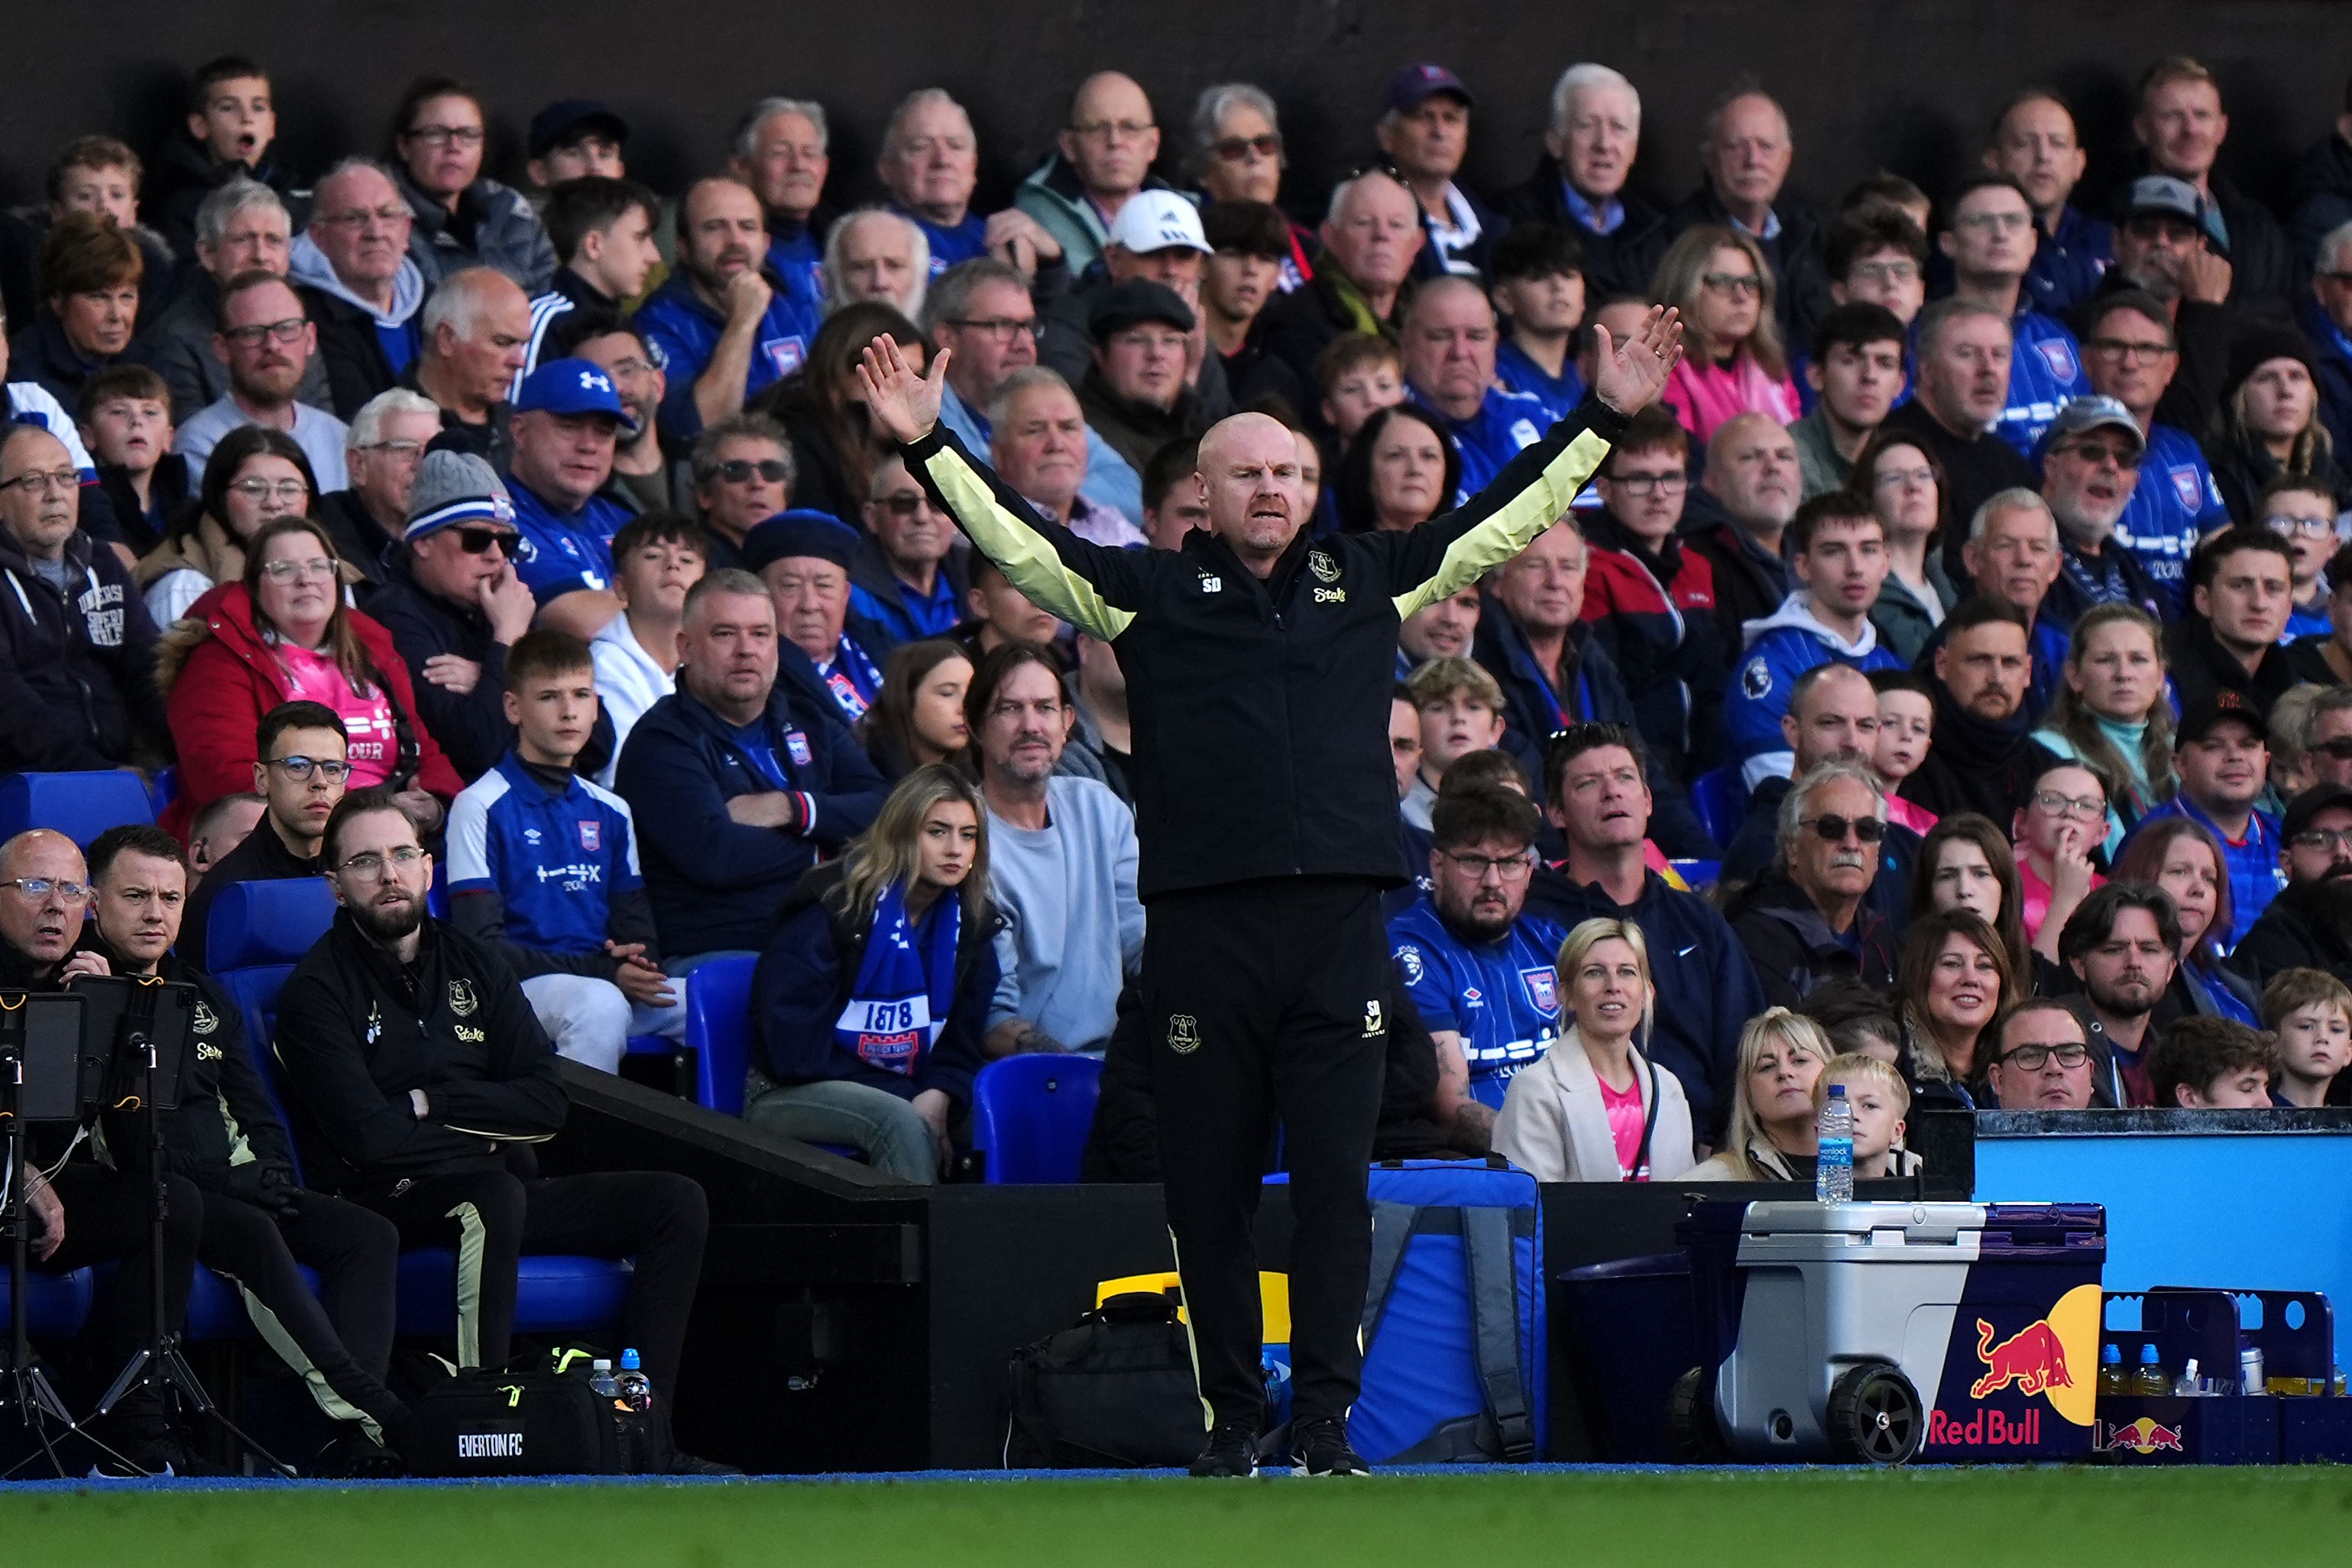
[155,580,463,841]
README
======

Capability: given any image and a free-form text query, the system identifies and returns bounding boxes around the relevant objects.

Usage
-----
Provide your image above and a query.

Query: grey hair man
[823,207,929,318]
[1728,757,1898,1007]
[322,387,444,587]
[145,179,332,420]
[1497,63,1667,300]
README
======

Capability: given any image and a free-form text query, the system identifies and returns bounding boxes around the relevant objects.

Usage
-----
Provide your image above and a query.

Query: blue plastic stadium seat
[0,770,155,847]
[1689,766,1748,848]
[971,1055,1103,1184]
[0,1267,96,1339]
[688,957,759,1116]
[147,765,181,818]
[396,1249,632,1337]
[1668,858,1722,892]
[625,1033,672,1056]
[208,877,339,974]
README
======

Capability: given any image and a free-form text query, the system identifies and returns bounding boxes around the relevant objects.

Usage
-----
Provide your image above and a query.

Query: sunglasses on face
[714,458,790,484]
[455,527,517,556]
[873,494,928,517]
[1801,814,1884,844]
[1213,133,1282,161]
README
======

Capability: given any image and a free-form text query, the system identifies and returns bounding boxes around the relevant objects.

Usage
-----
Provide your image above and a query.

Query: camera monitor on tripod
[71,977,197,1115]
[0,990,87,1123]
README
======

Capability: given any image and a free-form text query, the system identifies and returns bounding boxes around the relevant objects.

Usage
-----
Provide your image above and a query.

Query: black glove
[227,1159,304,1219]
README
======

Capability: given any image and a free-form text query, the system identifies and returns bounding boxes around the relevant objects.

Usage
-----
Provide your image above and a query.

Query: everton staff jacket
[901,398,1628,899]
[274,912,565,1191]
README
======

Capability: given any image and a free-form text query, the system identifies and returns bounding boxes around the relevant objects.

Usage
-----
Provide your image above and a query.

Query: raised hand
[1592,305,1685,416]
[857,335,951,445]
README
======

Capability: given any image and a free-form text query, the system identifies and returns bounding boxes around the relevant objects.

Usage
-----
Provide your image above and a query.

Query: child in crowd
[2259,968,2352,1108]
[1870,669,1937,835]
[2150,1017,2276,1109]
[1819,1052,1917,1178]
[77,362,186,555]
[1313,331,1406,447]
[1401,657,1510,832]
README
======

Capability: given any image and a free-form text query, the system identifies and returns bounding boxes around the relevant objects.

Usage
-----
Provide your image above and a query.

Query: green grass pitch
[5,1467,2350,1566]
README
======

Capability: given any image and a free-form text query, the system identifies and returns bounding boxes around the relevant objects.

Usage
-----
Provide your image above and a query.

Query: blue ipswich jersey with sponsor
[447,753,643,954]
[2112,423,2228,616]
[1992,310,2092,457]
[504,478,628,603]
[1493,339,1587,429]
[899,207,988,276]
[634,269,822,439]
[1417,385,1553,504]
[1722,596,1902,788]
[1388,894,1568,1110]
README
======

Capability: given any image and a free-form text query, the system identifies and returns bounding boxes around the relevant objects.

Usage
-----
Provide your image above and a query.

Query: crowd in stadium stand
[9,44,2352,1473]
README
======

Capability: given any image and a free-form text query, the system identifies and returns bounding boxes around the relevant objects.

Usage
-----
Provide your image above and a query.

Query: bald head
[1061,72,1158,204]
[0,829,89,967]
[1322,171,1423,296]
[1784,663,1881,773]
[1403,276,1498,420]
[1196,413,1308,569]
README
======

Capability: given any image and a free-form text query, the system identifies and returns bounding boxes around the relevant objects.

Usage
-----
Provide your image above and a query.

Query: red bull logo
[2097,1417,2185,1456]
[1968,1316,2074,1400]
[1926,1405,2043,1447]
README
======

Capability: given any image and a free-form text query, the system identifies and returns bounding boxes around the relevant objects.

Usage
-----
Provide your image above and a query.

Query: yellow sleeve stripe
[1390,426,1615,620]
[918,443,1136,641]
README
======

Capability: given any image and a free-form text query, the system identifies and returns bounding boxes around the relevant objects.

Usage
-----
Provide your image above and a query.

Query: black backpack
[1003,1293,1207,1468]
[404,1349,669,1477]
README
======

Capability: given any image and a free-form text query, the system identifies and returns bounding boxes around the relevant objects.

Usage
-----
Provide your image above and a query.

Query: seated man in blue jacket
[1388,785,1566,1154]
[1525,721,1765,1145]
[614,569,887,961]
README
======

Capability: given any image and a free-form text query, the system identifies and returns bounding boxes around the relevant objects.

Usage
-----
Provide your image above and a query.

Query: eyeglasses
[1801,814,1884,844]
[2000,1042,2090,1071]
[335,845,427,880]
[232,478,311,502]
[873,494,928,518]
[1213,133,1282,162]
[266,754,352,782]
[1607,472,1686,496]
[316,206,410,230]
[3,877,88,903]
[1699,271,1762,297]
[2085,336,2173,361]
[943,316,1039,343]
[712,458,790,484]
[1873,466,1936,488]
[1437,848,1536,880]
[1956,210,2033,233]
[2056,441,2142,470]
[1848,260,1920,286]
[1070,119,1155,143]
[2292,827,2352,853]
[356,439,425,460]
[222,317,307,348]
[259,558,336,583]
[455,526,517,556]
[598,357,655,382]
[406,125,485,148]
[0,468,80,496]
[2264,513,2338,539]
[2030,788,2107,820]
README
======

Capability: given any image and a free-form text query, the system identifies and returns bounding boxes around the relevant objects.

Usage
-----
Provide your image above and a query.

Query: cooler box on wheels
[1673,1200,2104,1464]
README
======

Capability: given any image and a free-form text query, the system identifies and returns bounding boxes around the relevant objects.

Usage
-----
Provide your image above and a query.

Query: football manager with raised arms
[857,303,1682,1478]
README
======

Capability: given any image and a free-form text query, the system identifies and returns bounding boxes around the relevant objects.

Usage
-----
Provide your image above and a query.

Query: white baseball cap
[1105,191,1211,257]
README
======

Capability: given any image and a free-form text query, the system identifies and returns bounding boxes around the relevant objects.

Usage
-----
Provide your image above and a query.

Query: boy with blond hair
[2258,968,2350,1109]
[1817,1052,1918,1178]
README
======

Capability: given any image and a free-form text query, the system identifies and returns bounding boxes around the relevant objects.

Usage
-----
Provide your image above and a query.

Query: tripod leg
[163,1351,294,1479]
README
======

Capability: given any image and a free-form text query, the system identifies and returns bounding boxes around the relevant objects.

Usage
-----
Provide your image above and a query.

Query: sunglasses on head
[1803,814,1884,844]
[455,526,517,555]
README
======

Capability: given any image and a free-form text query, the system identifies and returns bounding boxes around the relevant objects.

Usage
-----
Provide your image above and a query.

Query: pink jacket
[1662,352,1800,445]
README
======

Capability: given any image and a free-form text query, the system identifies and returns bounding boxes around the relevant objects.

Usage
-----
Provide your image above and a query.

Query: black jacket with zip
[273,909,565,1191]
[901,397,1629,899]
[0,524,170,773]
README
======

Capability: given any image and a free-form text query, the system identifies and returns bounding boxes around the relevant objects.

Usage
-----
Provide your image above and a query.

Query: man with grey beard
[2036,396,2166,633]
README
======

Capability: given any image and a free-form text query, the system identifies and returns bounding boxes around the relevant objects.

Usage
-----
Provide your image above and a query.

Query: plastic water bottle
[2172,1356,2202,1397]
[2098,1343,2126,1397]
[588,1358,620,1399]
[2133,1343,2169,1397]
[1815,1084,1853,1203]
[616,1348,653,1414]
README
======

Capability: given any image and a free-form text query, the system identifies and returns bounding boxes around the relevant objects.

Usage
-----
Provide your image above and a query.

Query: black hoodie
[1898,676,2058,827]
[2230,874,2352,993]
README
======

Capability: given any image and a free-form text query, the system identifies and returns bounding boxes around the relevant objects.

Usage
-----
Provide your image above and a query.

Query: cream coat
[1495,1029,1697,1183]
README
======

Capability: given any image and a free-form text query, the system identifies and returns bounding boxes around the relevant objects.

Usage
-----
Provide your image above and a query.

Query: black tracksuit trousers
[348,1163,708,1393]
[1144,877,1388,1432]
[197,1192,407,1434]
[40,1165,201,1360]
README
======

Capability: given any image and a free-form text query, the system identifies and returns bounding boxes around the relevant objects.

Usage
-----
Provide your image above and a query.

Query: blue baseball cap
[1384,63,1473,115]
[742,509,860,575]
[514,358,637,433]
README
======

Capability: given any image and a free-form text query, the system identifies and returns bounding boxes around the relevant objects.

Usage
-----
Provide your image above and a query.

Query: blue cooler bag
[1272,1157,1544,1463]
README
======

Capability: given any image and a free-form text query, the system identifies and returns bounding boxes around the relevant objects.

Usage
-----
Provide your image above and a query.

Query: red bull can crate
[2097,1287,2346,1463]
[1670,1200,2104,1465]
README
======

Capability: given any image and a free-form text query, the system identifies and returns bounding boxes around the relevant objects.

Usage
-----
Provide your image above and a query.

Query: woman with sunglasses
[2111,817,2260,1025]
[1188,84,1315,291]
[1649,225,1797,443]
[157,513,462,841]
[136,423,317,626]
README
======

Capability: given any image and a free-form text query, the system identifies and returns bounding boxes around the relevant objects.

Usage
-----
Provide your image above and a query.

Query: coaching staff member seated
[857,304,1683,1477]
[271,787,713,1459]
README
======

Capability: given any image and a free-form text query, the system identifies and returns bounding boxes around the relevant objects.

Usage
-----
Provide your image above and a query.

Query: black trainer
[1188,1420,1259,1477]
[1288,1417,1369,1476]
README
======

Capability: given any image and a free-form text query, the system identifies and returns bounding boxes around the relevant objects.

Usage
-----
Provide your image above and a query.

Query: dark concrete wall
[3,2,2346,223]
